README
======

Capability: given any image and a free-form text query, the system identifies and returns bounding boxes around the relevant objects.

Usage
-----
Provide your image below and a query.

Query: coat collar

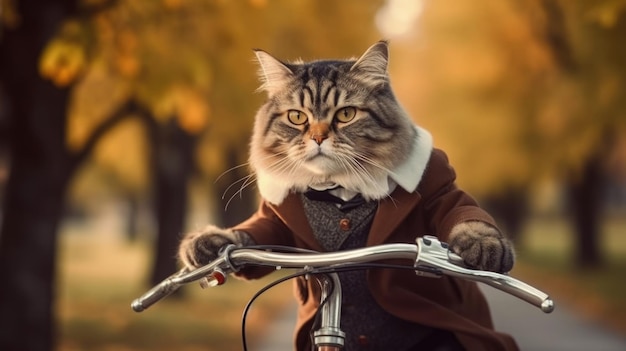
[271,182,424,251]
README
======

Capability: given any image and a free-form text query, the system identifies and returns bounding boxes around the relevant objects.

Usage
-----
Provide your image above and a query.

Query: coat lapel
[270,187,422,250]
[272,192,325,251]
[367,187,422,246]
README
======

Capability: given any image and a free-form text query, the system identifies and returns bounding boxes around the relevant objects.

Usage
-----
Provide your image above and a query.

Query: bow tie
[304,188,366,211]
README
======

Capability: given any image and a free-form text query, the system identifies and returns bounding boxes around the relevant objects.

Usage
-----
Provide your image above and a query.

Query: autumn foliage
[1,0,625,350]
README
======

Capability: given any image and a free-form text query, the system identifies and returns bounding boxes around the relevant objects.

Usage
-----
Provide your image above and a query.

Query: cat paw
[448,221,514,273]
[178,225,254,269]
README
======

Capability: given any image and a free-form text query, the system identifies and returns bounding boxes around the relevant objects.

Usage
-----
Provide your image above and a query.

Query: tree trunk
[568,154,604,268]
[0,3,72,350]
[149,119,197,286]
[0,3,143,348]
[0,149,68,351]
[125,193,141,242]
[482,187,529,243]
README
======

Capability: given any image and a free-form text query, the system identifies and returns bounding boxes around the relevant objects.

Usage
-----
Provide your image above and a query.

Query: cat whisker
[284,157,306,181]
[334,151,400,206]
[223,173,258,211]
[265,155,296,176]
[219,155,286,209]
[353,153,395,176]
[221,174,255,200]
[353,154,404,204]
[215,162,252,184]
[338,156,369,185]
[357,156,399,186]
[222,152,293,210]
[351,154,402,206]
[350,160,384,193]
[386,194,400,208]
[217,153,284,207]
[336,153,381,193]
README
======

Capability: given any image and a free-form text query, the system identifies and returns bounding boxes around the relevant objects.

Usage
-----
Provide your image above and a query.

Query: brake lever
[413,235,464,277]
[414,235,554,313]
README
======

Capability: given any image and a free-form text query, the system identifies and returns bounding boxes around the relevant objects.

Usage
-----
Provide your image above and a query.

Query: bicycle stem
[313,273,345,350]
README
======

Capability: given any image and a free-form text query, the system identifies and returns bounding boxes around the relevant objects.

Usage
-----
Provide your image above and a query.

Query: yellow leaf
[115,54,140,78]
[162,0,184,10]
[177,91,210,134]
[1,0,21,29]
[586,1,626,28]
[38,40,86,87]
[93,118,149,190]
[249,0,267,8]
[67,59,132,151]
[117,29,138,53]
[152,85,210,133]
[152,89,178,123]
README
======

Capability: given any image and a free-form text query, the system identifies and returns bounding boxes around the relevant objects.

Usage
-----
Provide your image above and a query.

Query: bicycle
[132,235,554,351]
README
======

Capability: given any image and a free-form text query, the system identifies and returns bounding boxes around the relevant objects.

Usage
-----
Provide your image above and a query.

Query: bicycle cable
[238,259,419,351]
[239,245,319,351]
[240,269,310,351]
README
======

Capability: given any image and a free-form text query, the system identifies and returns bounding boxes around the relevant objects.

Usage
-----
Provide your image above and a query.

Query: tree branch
[68,97,152,173]
[540,0,576,72]
[74,0,120,17]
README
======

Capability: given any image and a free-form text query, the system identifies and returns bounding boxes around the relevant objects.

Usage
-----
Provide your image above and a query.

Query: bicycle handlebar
[131,236,554,314]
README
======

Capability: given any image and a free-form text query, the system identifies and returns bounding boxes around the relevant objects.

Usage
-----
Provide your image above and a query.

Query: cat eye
[287,110,308,125]
[335,107,357,123]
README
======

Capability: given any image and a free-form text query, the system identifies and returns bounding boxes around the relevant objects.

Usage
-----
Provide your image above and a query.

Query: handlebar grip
[131,269,188,312]
[132,288,166,312]
[485,274,555,313]
[131,282,174,312]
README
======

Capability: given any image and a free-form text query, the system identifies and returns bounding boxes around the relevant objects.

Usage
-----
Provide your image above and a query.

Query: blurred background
[0,0,624,350]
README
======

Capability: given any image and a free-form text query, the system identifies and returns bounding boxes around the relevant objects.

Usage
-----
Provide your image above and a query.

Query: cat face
[250,41,416,204]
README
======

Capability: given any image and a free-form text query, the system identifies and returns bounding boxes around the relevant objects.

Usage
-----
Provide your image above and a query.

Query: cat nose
[309,123,330,145]
[311,134,328,145]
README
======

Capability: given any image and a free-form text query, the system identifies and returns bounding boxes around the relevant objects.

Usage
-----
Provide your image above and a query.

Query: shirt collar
[389,126,433,193]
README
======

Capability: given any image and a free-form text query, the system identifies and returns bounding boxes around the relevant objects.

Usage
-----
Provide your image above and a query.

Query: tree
[1,1,385,349]
[148,117,199,285]
[557,0,626,267]
[395,0,626,266]
[0,1,132,348]
[0,1,73,348]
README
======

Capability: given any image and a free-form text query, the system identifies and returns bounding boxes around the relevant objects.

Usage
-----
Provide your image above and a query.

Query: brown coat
[234,149,519,351]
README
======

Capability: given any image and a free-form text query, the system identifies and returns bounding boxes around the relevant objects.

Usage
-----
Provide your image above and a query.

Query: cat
[179,41,517,351]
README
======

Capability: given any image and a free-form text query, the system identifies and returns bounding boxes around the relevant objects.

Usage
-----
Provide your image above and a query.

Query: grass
[511,214,626,335]
[56,228,293,351]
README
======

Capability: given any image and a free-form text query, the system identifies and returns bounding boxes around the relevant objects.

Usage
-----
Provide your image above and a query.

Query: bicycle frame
[132,236,554,350]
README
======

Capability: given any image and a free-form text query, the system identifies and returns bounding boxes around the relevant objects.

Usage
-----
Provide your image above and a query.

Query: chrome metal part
[132,239,554,315]
[228,244,418,269]
[414,236,554,313]
[313,274,345,349]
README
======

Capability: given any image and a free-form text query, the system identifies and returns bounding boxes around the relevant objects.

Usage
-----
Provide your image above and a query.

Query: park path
[255,284,626,351]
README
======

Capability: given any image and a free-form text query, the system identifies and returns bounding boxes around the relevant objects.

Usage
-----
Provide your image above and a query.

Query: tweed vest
[301,194,433,351]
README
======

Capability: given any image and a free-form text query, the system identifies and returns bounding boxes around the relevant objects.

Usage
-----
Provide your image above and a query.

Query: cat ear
[254,49,294,96]
[350,40,389,86]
